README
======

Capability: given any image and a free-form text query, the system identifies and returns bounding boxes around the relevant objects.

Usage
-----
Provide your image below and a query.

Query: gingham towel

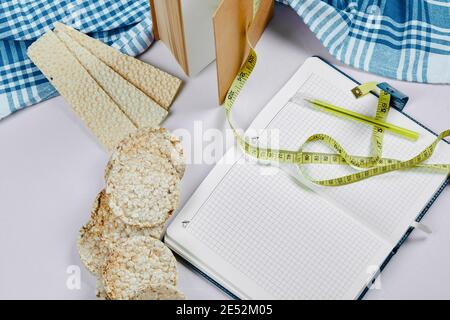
[0,0,153,119]
[1,0,450,120]
[280,0,450,83]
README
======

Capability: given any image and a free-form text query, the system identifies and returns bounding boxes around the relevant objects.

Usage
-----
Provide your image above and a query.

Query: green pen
[304,98,420,141]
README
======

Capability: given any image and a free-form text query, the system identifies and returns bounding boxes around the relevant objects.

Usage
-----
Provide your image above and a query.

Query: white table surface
[1,4,450,300]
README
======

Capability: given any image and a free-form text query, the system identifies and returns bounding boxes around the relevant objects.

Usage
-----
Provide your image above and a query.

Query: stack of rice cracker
[77,128,186,300]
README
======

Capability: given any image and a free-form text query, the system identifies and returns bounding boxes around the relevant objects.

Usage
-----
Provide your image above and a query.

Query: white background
[1,4,449,300]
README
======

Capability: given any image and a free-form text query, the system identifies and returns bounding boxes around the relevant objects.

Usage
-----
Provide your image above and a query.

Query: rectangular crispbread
[54,29,168,129]
[54,23,182,110]
[28,31,136,151]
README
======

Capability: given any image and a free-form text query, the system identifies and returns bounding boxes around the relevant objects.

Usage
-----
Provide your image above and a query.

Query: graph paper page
[273,73,450,243]
[186,160,388,299]
[167,57,450,299]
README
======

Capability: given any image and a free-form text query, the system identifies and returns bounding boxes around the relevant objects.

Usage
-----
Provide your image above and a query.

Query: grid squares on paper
[186,71,449,298]
[275,74,450,239]
[188,163,384,299]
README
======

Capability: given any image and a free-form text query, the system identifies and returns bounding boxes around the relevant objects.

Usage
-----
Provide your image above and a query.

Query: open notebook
[166,57,450,300]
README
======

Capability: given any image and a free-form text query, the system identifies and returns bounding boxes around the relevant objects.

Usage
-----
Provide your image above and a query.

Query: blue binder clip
[377,82,409,111]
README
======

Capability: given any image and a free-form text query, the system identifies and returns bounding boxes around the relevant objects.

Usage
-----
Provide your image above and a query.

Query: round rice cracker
[77,192,109,276]
[78,191,166,276]
[106,154,180,228]
[93,190,166,246]
[101,195,165,246]
[108,127,185,180]
[135,284,185,300]
[102,236,178,300]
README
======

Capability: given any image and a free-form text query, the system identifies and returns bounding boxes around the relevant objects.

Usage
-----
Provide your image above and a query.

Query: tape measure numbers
[223,4,450,186]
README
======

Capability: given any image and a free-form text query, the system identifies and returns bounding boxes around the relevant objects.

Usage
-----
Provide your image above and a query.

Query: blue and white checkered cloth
[280,0,450,83]
[0,0,153,119]
[1,0,449,120]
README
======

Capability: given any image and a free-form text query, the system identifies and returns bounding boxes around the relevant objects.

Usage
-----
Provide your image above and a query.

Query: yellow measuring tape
[223,1,450,187]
